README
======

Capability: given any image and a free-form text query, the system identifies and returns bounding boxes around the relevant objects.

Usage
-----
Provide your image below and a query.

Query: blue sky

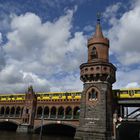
[0,0,140,93]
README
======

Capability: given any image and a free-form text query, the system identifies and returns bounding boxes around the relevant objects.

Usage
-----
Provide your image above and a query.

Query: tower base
[16,124,33,133]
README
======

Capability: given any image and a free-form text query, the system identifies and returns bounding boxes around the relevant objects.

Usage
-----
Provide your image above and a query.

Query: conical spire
[88,14,109,46]
[93,14,104,38]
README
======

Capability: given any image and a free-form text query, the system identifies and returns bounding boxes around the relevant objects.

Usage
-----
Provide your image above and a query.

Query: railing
[65,115,72,119]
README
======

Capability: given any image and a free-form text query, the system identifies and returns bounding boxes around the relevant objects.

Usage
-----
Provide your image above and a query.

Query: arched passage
[73,106,80,119]
[5,106,10,117]
[15,106,21,117]
[35,123,76,136]
[50,106,56,119]
[117,121,140,140]
[37,106,43,118]
[65,106,72,119]
[0,121,18,131]
[10,106,15,117]
[58,106,64,119]
[0,106,5,116]
[44,106,49,118]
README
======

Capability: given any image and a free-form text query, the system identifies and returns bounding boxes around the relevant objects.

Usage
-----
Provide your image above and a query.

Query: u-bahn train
[0,91,81,101]
[114,88,140,99]
[1,88,140,101]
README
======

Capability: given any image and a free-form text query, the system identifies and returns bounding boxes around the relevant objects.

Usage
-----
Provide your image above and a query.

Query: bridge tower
[75,17,116,140]
[17,86,37,133]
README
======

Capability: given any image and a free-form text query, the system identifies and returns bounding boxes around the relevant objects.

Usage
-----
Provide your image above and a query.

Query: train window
[128,90,135,96]
[121,91,127,94]
[136,90,140,94]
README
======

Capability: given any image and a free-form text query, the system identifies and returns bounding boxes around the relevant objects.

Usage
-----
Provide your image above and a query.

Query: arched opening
[35,124,76,137]
[73,107,80,119]
[44,106,49,119]
[21,107,24,116]
[10,107,15,117]
[58,106,64,119]
[88,88,98,101]
[0,121,18,131]
[15,106,21,117]
[5,107,10,117]
[0,106,5,116]
[65,106,72,119]
[91,47,98,60]
[50,107,56,119]
[37,106,43,118]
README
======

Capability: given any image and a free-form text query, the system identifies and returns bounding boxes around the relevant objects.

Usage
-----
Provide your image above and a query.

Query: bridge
[0,87,140,138]
[0,86,80,135]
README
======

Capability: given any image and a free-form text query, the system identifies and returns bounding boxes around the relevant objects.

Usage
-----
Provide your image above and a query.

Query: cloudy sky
[0,0,140,93]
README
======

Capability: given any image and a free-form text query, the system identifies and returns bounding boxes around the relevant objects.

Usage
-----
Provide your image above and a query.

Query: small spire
[93,12,104,38]
[97,12,101,24]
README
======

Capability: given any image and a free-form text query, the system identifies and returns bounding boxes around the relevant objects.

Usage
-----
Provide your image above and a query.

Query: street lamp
[39,107,44,140]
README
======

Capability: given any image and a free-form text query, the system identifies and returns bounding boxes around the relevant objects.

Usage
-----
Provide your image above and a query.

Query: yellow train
[0,91,81,101]
[36,91,81,100]
[1,88,140,101]
[114,88,140,99]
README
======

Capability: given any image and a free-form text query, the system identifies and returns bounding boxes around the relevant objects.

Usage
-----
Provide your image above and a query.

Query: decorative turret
[88,17,109,63]
[80,17,116,84]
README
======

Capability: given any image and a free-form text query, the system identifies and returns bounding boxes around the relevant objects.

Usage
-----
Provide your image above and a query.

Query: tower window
[88,89,98,101]
[91,47,98,59]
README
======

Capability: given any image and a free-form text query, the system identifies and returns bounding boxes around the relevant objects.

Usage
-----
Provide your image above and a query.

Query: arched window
[88,88,98,101]
[91,47,97,59]
[58,106,64,119]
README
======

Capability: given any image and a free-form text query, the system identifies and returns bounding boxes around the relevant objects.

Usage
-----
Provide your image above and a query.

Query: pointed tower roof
[88,15,109,46]
[93,17,104,38]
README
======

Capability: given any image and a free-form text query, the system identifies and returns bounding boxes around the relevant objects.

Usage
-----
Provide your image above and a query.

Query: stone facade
[75,18,116,140]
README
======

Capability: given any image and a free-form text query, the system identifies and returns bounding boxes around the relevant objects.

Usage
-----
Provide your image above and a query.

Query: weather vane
[97,12,102,24]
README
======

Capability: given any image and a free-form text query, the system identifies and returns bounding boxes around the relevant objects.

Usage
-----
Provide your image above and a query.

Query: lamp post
[39,107,44,140]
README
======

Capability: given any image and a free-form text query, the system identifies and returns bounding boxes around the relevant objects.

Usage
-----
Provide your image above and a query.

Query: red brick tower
[75,17,116,140]
[17,86,37,133]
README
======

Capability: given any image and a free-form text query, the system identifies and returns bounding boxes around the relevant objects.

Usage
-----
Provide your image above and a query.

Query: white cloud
[0,9,86,93]
[113,68,140,89]
[83,25,94,32]
[106,0,140,66]
[103,0,140,89]
[125,82,140,88]
[103,2,122,25]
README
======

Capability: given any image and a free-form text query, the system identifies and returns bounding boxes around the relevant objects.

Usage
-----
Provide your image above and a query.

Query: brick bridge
[0,87,140,137]
[0,86,80,132]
